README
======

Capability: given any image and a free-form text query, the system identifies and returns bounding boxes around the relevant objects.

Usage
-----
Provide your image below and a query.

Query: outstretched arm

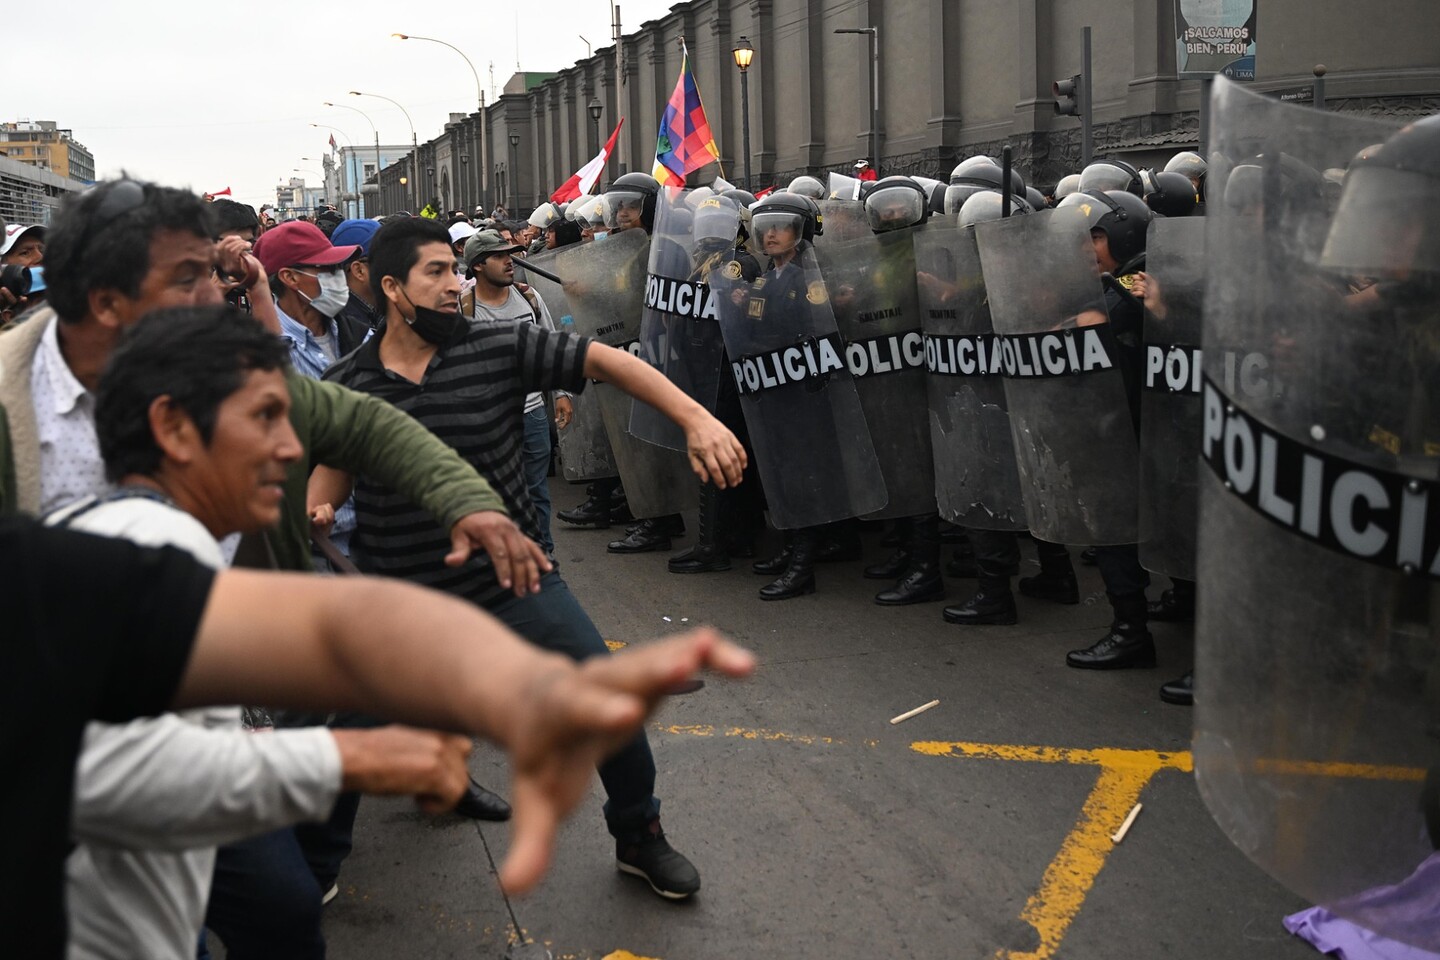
[583,342,747,488]
[177,570,756,893]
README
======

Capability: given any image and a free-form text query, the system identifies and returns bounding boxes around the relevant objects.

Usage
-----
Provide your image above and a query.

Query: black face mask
[400,289,468,345]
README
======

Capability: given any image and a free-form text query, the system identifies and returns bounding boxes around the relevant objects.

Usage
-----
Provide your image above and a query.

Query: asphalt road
[317,483,1314,960]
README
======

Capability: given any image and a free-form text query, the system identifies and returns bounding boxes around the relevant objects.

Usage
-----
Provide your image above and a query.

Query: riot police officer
[1055,188,1158,668]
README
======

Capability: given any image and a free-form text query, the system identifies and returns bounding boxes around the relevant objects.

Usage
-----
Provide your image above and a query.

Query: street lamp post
[324,101,381,216]
[293,169,323,216]
[393,33,488,214]
[731,36,754,192]
[508,132,521,214]
[351,90,419,214]
[587,97,603,161]
[835,26,880,174]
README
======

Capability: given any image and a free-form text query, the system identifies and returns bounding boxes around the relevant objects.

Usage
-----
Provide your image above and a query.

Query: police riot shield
[710,243,888,528]
[818,227,936,520]
[553,230,698,518]
[1195,79,1436,946]
[628,190,740,450]
[1137,217,1205,577]
[914,219,1026,531]
[976,210,1140,545]
[827,172,861,201]
[522,247,617,482]
[815,199,871,246]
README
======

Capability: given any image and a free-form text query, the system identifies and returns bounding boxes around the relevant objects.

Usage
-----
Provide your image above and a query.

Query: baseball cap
[448,221,479,245]
[1,223,45,255]
[329,218,382,255]
[253,221,359,274]
[462,229,525,267]
[854,160,870,169]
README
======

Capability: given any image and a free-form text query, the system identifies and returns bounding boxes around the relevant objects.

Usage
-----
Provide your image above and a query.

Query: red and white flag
[550,119,625,203]
[753,185,776,200]
[328,134,338,152]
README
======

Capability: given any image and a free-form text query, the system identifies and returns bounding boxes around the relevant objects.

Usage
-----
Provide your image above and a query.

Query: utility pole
[613,3,627,177]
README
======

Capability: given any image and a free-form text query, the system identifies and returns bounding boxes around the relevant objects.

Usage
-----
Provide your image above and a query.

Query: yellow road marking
[655,723,876,747]
[602,952,662,960]
[604,639,627,652]
[914,741,1190,960]
[1253,757,1427,781]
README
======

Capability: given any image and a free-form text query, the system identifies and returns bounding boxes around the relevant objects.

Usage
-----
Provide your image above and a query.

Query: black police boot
[609,489,634,524]
[556,480,614,528]
[760,528,817,600]
[1148,580,1196,623]
[608,517,673,554]
[1019,540,1080,604]
[939,521,971,545]
[752,533,793,575]
[942,578,1018,625]
[669,485,729,574]
[864,548,910,580]
[945,541,978,578]
[876,516,944,605]
[813,520,862,563]
[1066,594,1155,669]
[879,520,906,548]
[1159,670,1194,705]
[453,778,512,821]
[1018,571,1080,604]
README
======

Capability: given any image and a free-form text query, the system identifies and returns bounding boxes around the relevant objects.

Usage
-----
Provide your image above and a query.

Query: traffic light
[1053,75,1083,117]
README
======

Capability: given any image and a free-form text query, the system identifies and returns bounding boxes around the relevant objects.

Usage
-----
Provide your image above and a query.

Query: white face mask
[294,269,350,318]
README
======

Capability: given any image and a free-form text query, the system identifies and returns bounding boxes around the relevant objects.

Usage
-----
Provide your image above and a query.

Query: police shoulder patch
[723,260,743,280]
[806,281,828,305]
[1117,273,1138,290]
[747,298,765,318]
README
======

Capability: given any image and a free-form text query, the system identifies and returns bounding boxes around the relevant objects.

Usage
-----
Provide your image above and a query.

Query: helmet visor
[752,211,804,257]
[603,190,647,230]
[1319,165,1440,277]
[864,186,926,232]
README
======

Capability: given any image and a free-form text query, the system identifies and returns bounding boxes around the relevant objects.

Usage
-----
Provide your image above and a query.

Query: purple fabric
[1284,852,1440,959]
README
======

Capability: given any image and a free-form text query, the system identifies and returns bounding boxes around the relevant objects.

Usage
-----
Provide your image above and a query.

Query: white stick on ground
[889,700,940,725]
[1111,803,1143,843]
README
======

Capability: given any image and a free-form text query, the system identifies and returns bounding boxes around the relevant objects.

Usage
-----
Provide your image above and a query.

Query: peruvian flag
[550,119,625,203]
[328,134,338,151]
[204,187,232,199]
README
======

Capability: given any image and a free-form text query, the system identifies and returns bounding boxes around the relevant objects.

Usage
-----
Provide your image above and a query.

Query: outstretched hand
[684,413,748,490]
[446,510,553,596]
[497,628,756,894]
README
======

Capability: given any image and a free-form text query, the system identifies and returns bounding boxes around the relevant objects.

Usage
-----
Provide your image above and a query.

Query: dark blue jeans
[201,828,325,959]
[522,406,555,554]
[488,571,661,840]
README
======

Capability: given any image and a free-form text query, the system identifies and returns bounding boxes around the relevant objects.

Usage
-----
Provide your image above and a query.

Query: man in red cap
[254,221,367,381]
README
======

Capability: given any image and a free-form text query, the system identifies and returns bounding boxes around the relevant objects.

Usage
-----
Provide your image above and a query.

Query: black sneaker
[616,820,700,900]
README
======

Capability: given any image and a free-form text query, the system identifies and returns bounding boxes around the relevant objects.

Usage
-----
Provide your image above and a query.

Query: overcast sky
[7,0,680,210]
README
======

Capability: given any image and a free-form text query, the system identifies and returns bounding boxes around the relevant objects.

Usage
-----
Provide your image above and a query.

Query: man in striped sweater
[318,217,746,900]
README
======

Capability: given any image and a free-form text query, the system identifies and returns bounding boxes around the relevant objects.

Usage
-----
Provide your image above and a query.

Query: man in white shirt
[53,305,472,960]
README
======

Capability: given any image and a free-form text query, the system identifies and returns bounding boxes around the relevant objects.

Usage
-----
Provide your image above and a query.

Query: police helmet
[947,155,1000,184]
[603,172,660,232]
[684,186,715,209]
[1164,151,1209,185]
[528,201,563,230]
[786,176,826,200]
[565,194,594,220]
[1025,186,1048,211]
[693,195,741,247]
[750,191,823,250]
[1058,189,1153,266]
[944,160,1026,216]
[1145,171,1199,217]
[1078,158,1144,196]
[862,176,929,233]
[1053,173,1082,202]
[722,188,758,209]
[957,190,1035,228]
[1321,114,1440,277]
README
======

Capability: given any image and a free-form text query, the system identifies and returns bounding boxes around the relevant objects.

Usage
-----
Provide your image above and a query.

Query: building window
[363,163,376,179]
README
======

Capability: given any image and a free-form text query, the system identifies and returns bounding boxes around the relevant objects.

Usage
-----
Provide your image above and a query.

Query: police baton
[513,257,564,285]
